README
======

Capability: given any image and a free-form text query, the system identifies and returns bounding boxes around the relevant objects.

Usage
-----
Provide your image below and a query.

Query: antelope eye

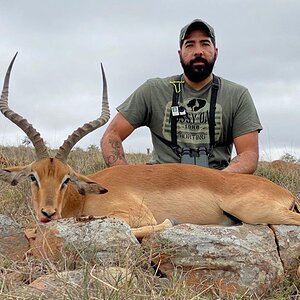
[29,174,37,182]
[62,177,70,187]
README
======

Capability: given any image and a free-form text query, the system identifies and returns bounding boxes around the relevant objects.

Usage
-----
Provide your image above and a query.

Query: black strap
[153,75,220,156]
[208,75,219,147]
[170,78,183,153]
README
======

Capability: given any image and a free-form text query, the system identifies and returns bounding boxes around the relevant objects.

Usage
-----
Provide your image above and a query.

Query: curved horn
[55,63,110,162]
[0,53,49,160]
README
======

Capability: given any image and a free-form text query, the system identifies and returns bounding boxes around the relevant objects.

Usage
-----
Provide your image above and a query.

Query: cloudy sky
[0,0,299,161]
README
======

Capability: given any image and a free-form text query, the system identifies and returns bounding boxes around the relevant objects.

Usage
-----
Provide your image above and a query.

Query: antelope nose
[41,209,56,219]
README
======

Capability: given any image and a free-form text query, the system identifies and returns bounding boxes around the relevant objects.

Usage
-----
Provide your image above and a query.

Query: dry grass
[255,161,300,197]
[0,145,300,299]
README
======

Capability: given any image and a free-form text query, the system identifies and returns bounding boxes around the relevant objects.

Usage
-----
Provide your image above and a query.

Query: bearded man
[101,19,262,174]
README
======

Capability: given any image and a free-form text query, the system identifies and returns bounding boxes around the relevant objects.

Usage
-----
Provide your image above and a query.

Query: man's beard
[180,55,216,83]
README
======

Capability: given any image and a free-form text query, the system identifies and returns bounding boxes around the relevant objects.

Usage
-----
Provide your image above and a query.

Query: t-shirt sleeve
[232,89,263,139]
[117,80,152,128]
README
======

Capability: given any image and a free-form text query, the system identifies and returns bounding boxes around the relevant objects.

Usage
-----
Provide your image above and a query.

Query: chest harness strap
[168,75,220,157]
[152,75,220,165]
[170,78,185,155]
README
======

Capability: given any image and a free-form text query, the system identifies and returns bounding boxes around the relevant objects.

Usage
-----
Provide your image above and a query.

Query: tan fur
[84,163,299,226]
[1,158,299,239]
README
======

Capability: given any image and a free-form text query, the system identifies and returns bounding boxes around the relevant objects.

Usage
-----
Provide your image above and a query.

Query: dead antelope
[1,54,300,240]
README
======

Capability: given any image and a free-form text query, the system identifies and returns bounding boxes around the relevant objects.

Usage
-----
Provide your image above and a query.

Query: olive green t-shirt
[117,75,262,169]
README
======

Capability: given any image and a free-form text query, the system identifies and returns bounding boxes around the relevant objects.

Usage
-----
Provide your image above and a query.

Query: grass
[255,162,300,197]
[0,145,300,299]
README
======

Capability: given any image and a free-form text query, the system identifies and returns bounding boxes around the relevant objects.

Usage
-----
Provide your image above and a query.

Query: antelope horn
[0,53,49,160]
[55,63,110,162]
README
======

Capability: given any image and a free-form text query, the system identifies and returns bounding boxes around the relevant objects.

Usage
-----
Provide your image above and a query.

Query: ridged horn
[55,63,110,162]
[0,53,49,160]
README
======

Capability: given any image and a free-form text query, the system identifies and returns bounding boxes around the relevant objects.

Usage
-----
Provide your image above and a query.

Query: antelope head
[0,53,110,222]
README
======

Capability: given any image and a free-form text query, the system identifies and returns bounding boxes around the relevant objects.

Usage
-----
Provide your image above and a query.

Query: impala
[0,53,300,240]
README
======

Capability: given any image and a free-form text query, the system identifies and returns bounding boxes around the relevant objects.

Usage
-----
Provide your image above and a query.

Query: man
[101,19,262,174]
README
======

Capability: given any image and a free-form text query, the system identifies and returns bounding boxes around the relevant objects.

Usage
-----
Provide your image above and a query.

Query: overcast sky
[0,0,299,161]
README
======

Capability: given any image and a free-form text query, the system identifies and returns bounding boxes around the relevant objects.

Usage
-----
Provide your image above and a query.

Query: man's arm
[100,113,135,167]
[222,131,259,174]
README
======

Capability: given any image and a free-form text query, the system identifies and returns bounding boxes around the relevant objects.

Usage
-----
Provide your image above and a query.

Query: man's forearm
[101,137,128,167]
[222,151,258,174]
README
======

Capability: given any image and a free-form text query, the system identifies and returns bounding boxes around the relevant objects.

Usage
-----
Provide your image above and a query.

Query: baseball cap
[179,19,215,47]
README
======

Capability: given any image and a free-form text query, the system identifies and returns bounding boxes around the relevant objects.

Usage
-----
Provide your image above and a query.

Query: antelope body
[1,54,300,240]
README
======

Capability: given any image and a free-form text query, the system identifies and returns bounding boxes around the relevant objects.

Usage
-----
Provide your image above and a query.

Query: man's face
[178,30,218,83]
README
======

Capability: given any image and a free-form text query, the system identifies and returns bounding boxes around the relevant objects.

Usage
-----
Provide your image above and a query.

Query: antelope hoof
[169,218,178,226]
[163,218,177,228]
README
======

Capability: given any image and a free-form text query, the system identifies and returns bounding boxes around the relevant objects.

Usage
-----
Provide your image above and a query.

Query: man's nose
[194,46,204,56]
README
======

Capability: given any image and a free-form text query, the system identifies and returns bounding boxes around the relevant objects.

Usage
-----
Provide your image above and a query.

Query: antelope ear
[69,171,108,195]
[0,165,32,186]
